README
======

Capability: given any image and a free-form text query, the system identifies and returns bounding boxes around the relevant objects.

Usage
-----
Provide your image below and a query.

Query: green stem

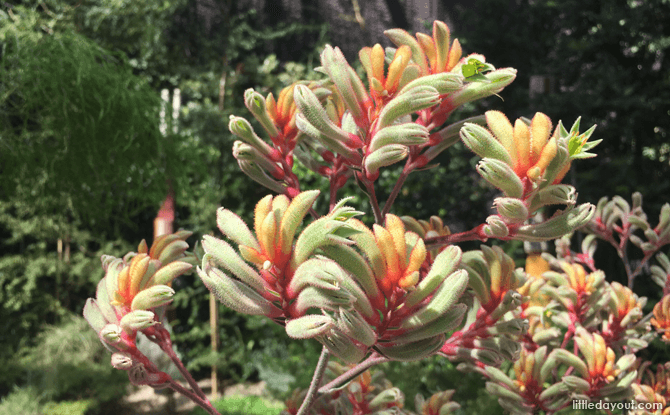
[363,179,384,224]
[381,165,411,218]
[169,379,221,415]
[296,347,330,415]
[318,352,388,394]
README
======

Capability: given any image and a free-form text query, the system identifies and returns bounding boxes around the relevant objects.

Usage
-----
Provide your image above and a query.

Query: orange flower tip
[527,166,541,181]
[399,271,420,289]
[138,239,148,254]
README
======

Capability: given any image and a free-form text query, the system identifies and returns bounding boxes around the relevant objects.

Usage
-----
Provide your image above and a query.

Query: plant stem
[296,347,330,415]
[149,325,208,401]
[381,166,410,218]
[169,379,221,415]
[424,224,488,249]
[164,344,208,400]
[318,352,388,394]
[363,179,384,224]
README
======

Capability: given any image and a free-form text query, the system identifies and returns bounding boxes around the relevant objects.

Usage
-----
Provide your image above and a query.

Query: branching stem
[318,352,389,394]
[169,379,220,415]
[381,165,411,218]
[297,347,330,415]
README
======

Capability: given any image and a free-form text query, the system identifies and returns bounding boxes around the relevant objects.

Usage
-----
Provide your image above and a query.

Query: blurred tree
[456,0,670,218]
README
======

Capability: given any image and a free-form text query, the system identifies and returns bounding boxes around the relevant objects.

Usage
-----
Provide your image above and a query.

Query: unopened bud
[131,285,175,311]
[228,116,275,157]
[238,160,286,194]
[111,352,134,370]
[369,123,429,152]
[562,375,590,392]
[461,124,512,165]
[318,329,367,364]
[369,388,403,409]
[244,89,279,137]
[450,68,517,107]
[377,85,440,128]
[494,198,529,224]
[101,324,123,344]
[120,310,156,332]
[528,185,577,213]
[285,314,334,339]
[514,204,595,242]
[483,215,509,238]
[364,144,409,179]
[476,158,524,199]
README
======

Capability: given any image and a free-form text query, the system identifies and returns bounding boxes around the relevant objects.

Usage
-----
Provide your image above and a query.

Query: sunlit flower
[355,214,427,295]
[385,20,462,77]
[652,294,670,342]
[484,111,564,183]
[575,329,620,385]
[82,231,193,386]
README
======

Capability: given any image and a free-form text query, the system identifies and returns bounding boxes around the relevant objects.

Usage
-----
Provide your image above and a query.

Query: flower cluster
[81,17,670,415]
[483,235,653,413]
[83,231,193,386]
[461,112,598,241]
[202,192,470,364]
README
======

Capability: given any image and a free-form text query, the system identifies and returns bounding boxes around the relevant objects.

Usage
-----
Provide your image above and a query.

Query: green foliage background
[1,0,668,413]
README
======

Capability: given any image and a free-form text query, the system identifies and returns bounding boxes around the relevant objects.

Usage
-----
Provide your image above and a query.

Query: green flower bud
[369,388,403,409]
[237,159,286,194]
[83,298,107,334]
[483,215,509,238]
[376,333,445,361]
[364,144,409,178]
[394,304,466,343]
[295,113,361,161]
[111,352,134,370]
[538,382,570,401]
[485,382,523,402]
[514,204,595,242]
[294,286,355,314]
[233,141,283,179]
[320,45,365,121]
[377,85,440,129]
[562,375,590,392]
[494,197,529,224]
[398,72,463,95]
[197,263,281,317]
[476,158,524,198]
[285,314,335,339]
[337,308,377,347]
[318,329,367,364]
[369,123,429,153]
[461,124,512,164]
[244,88,279,137]
[120,310,156,332]
[101,324,123,345]
[485,366,517,390]
[151,261,192,287]
[294,85,362,149]
[450,68,517,107]
[202,236,266,293]
[404,246,462,308]
[528,185,577,213]
[228,115,275,157]
[278,190,321,255]
[550,349,588,378]
[422,116,485,163]
[400,270,468,329]
[130,285,174,311]
[157,240,189,266]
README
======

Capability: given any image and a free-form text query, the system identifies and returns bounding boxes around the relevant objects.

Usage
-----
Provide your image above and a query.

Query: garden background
[1,0,668,414]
